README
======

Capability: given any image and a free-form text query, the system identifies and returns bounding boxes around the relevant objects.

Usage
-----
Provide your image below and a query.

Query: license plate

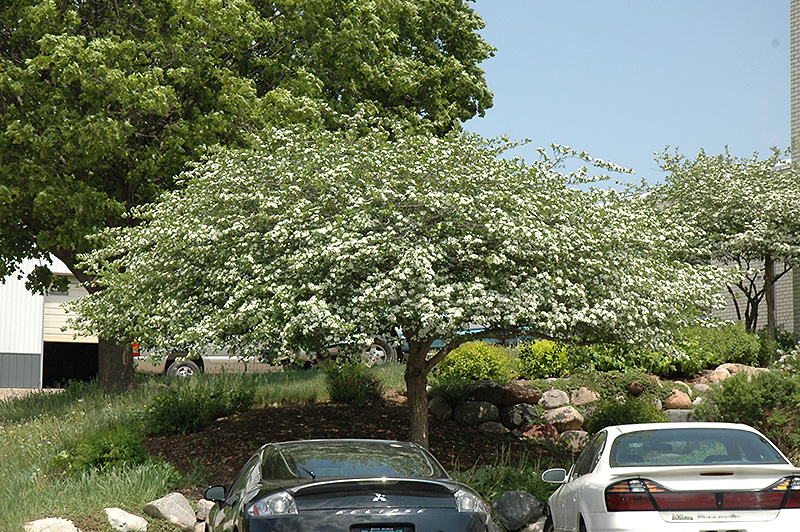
[351,527,413,532]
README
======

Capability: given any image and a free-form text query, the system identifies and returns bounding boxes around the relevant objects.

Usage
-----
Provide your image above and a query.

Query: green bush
[143,377,255,436]
[694,371,800,460]
[324,361,382,407]
[569,343,680,377]
[452,454,556,505]
[680,323,762,367]
[53,427,147,475]
[583,396,667,433]
[517,340,570,380]
[432,342,514,386]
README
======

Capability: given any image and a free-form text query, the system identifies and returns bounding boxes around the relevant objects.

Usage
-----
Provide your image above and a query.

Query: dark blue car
[203,439,492,532]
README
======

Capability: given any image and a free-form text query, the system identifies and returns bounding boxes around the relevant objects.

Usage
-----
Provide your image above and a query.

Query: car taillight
[606,477,800,512]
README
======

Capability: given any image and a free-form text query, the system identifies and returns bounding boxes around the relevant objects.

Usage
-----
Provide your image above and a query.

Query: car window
[610,428,788,467]
[261,447,298,480]
[228,453,261,503]
[277,441,448,479]
[571,431,607,480]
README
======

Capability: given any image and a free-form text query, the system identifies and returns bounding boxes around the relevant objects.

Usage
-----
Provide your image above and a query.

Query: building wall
[0,260,44,388]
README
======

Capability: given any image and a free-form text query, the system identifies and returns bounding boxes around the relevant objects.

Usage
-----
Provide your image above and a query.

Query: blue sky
[465,1,789,184]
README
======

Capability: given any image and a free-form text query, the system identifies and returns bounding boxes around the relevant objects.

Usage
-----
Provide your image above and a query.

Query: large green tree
[0,0,493,389]
[73,125,729,445]
[654,148,800,339]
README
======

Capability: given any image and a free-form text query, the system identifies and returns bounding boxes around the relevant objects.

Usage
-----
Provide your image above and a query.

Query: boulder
[453,401,500,426]
[538,389,569,410]
[571,387,599,406]
[491,491,544,531]
[195,499,215,522]
[522,516,547,532]
[502,380,542,405]
[664,389,692,410]
[428,396,452,420]
[105,508,148,532]
[693,383,711,394]
[25,518,80,532]
[521,424,559,441]
[500,403,540,430]
[665,409,694,422]
[708,367,731,383]
[468,380,506,405]
[478,421,510,433]
[560,430,589,451]
[628,381,645,396]
[541,405,584,432]
[144,493,196,532]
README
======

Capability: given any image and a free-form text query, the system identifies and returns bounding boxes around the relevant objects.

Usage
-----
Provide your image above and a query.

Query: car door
[554,431,607,532]
[209,453,262,532]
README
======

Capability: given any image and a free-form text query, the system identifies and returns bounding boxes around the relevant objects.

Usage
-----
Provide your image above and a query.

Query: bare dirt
[144,392,571,498]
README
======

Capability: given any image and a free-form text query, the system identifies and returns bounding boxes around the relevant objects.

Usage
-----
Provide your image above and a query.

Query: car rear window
[609,428,788,467]
[276,441,447,479]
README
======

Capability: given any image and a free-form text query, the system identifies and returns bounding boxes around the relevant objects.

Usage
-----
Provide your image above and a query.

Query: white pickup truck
[133,337,398,377]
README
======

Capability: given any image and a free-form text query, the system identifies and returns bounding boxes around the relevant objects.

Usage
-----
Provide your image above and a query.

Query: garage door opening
[42,342,98,388]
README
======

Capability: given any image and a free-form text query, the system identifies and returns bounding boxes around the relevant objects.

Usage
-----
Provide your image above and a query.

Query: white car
[541,422,800,532]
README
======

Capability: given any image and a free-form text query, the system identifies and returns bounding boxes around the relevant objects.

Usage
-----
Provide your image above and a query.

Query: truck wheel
[166,359,201,378]
[362,337,397,366]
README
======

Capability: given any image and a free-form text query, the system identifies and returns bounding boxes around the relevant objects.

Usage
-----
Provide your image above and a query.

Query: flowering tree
[73,126,729,446]
[654,148,800,338]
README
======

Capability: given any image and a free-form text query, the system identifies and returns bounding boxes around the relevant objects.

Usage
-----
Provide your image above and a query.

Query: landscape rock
[560,430,589,451]
[664,389,692,410]
[571,387,599,406]
[491,491,544,531]
[500,403,540,430]
[538,389,569,409]
[479,421,510,433]
[25,518,81,532]
[144,492,196,532]
[105,508,148,532]
[468,380,506,405]
[628,381,645,396]
[193,523,206,532]
[521,516,547,532]
[428,396,452,420]
[195,499,215,521]
[665,409,694,422]
[521,424,559,441]
[541,405,584,432]
[693,383,711,394]
[453,401,500,426]
[503,380,542,405]
[708,367,731,383]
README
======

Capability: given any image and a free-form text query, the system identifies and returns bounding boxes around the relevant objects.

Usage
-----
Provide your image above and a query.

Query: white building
[0,258,97,388]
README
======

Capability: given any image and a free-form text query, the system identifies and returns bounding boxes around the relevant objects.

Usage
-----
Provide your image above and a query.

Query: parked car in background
[134,336,399,377]
[203,439,492,532]
[541,422,800,532]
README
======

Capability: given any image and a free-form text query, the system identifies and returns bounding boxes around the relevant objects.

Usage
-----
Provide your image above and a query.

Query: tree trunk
[404,344,430,449]
[765,253,777,341]
[97,337,135,391]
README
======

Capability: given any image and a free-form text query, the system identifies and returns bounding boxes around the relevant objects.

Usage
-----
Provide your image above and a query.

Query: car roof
[604,422,763,437]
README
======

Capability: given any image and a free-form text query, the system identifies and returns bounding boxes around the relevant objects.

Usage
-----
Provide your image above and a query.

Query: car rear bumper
[583,508,800,531]
[245,510,491,532]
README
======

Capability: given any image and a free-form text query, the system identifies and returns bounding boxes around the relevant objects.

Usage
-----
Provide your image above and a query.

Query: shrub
[694,371,800,459]
[324,361,382,407]
[143,377,255,436]
[583,396,667,433]
[517,340,570,380]
[53,427,147,475]
[431,342,514,386]
[680,323,762,367]
[451,453,556,504]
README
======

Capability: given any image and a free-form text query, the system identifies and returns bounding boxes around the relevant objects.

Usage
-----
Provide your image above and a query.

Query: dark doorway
[42,342,99,388]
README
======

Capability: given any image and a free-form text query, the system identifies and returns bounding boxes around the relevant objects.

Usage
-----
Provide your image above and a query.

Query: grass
[0,364,407,531]
[0,362,560,530]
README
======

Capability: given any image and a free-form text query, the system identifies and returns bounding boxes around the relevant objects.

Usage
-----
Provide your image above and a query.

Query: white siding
[0,259,45,355]
[43,278,98,344]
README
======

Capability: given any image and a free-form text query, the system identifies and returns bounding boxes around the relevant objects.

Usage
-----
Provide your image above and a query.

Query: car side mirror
[204,484,227,504]
[541,468,567,483]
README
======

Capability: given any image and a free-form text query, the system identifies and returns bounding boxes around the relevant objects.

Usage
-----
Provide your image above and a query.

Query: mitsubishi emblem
[372,493,388,502]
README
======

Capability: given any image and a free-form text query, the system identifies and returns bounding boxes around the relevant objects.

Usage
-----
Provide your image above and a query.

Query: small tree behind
[74,126,729,446]
[654,148,800,339]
